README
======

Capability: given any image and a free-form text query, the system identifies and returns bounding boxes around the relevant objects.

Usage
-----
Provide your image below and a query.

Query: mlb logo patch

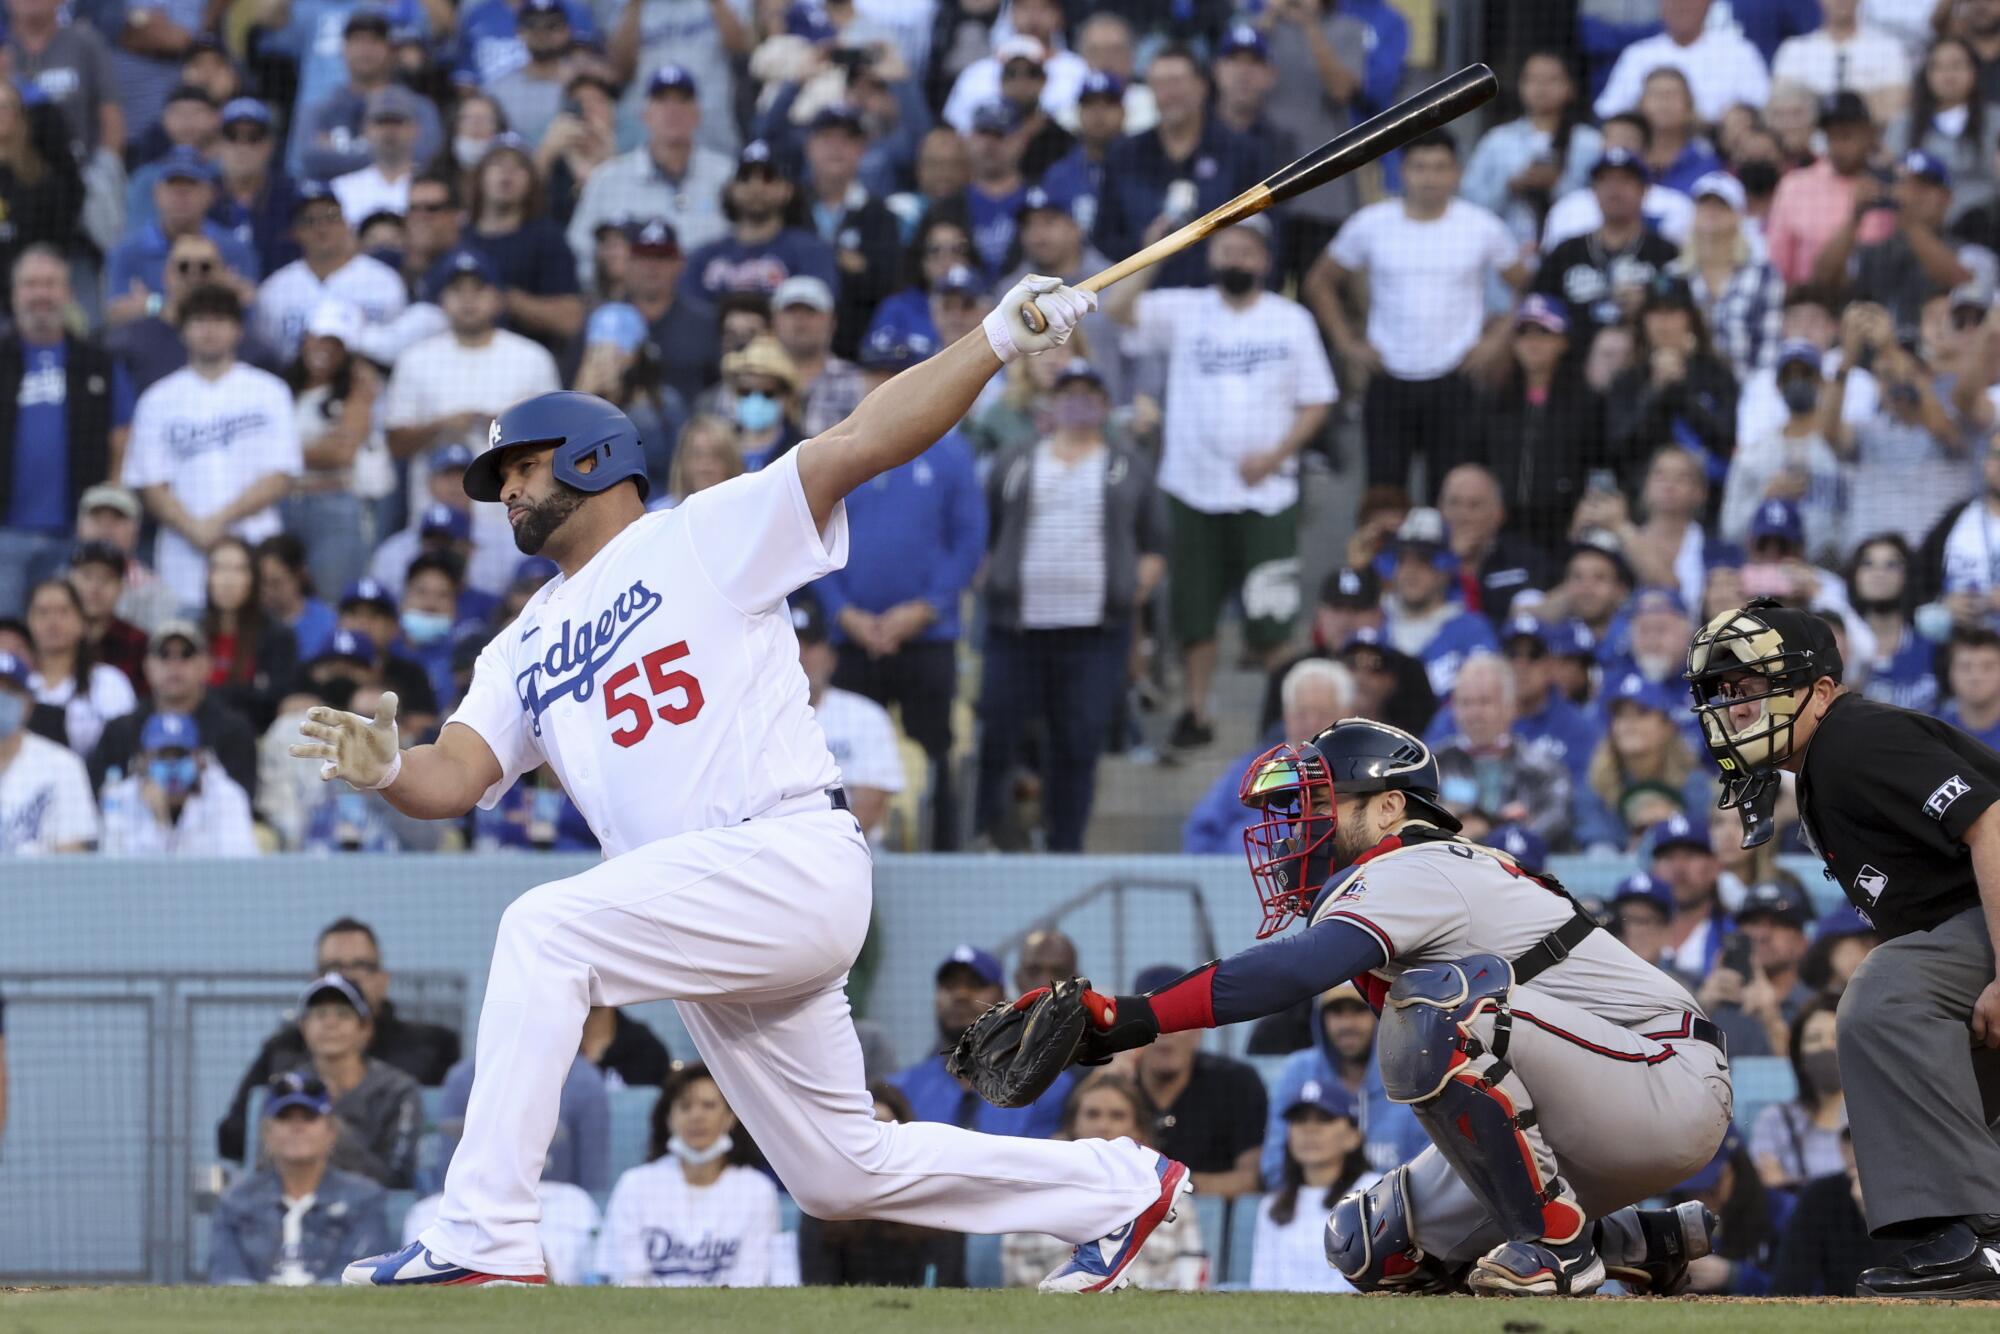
[1854,865,1888,906]
[1924,774,1972,820]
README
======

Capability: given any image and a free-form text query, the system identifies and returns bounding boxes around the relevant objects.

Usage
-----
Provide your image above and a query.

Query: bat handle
[1019,297,1049,336]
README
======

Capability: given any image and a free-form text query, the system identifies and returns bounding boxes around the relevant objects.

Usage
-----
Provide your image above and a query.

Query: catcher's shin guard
[1324,1165,1458,1292]
[1377,956,1584,1248]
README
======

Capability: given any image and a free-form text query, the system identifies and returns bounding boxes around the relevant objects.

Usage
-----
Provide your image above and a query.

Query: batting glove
[983,274,1096,364]
[289,691,403,790]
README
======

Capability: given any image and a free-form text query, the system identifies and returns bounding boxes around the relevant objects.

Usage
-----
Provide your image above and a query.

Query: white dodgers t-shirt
[446,447,849,855]
[813,685,904,798]
[255,253,409,361]
[383,329,562,595]
[595,1159,780,1287]
[122,362,303,607]
[1130,289,1337,516]
[1329,197,1518,380]
[0,732,100,853]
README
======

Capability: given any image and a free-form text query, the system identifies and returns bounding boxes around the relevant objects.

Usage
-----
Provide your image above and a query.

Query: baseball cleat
[1468,1236,1607,1297]
[1039,1153,1193,1293]
[341,1239,548,1287]
[1602,1201,1716,1295]
[1856,1215,2000,1300]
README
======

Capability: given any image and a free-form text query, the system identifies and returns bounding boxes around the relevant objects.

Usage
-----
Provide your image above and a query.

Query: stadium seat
[1728,1056,1798,1141]
[1190,1193,1227,1284]
[965,1232,1004,1288]
[1223,1194,1262,1289]
[606,1087,659,1178]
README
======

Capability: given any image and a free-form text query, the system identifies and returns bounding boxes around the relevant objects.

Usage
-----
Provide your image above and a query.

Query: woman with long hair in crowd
[666,415,746,505]
[864,207,974,347]
[255,534,337,665]
[1575,675,1710,851]
[1638,68,1720,193]
[595,1064,779,1287]
[1473,295,1606,553]
[465,135,584,347]
[1606,276,1739,486]
[1461,51,1600,252]
[1847,533,1941,712]
[1675,173,1785,381]
[1002,1073,1206,1290]
[1887,37,1999,220]
[201,537,297,732]
[25,577,135,758]
[0,78,83,273]
[441,93,506,196]
[282,300,383,598]
[1249,1080,1376,1292]
[1751,996,1849,1193]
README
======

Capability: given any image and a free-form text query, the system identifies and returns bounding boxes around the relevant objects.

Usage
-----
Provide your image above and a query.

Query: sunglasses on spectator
[175,257,217,276]
[152,645,199,661]
[223,127,268,145]
[407,198,453,214]
[318,956,381,975]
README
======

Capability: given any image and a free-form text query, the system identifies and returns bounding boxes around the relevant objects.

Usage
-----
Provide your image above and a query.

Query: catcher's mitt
[946,976,1116,1108]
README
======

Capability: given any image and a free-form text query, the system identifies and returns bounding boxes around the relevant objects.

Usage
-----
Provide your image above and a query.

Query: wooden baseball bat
[1018,62,1499,334]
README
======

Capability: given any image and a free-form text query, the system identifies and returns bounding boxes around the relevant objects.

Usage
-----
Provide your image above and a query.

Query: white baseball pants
[422,807,1162,1274]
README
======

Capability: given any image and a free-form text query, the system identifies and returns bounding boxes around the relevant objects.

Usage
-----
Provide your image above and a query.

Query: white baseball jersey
[254,254,408,361]
[1311,834,1701,1030]
[447,449,847,855]
[0,732,99,853]
[595,1159,780,1287]
[122,362,303,608]
[99,760,259,856]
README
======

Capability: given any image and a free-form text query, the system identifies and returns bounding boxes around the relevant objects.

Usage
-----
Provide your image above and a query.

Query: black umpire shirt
[1796,693,2000,939]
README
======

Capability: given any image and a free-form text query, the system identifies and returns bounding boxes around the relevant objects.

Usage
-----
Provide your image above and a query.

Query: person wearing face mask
[1722,339,1848,561]
[395,551,470,711]
[1751,997,1849,1191]
[0,648,97,852]
[98,709,256,854]
[1847,533,1942,712]
[596,1063,779,1287]
[976,358,1165,852]
[716,334,803,472]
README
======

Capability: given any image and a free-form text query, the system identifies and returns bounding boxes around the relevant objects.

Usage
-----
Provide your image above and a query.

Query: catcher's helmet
[462,391,651,504]
[1685,597,1842,818]
[1237,718,1461,938]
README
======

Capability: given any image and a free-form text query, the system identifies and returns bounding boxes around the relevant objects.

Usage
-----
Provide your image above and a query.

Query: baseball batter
[1056,719,1733,1296]
[302,276,1189,1292]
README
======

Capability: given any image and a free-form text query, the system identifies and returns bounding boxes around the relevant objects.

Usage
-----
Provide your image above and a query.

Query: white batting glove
[983,274,1096,364]
[288,691,403,790]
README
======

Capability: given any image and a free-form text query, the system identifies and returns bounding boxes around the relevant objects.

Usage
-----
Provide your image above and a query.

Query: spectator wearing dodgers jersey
[0,649,97,853]
[121,284,302,611]
[1103,215,1335,751]
[254,182,407,363]
[791,593,900,843]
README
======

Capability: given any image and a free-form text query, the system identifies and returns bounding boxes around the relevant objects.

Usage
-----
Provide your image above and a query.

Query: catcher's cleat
[1601,1201,1715,1295]
[1468,1235,1606,1297]
[342,1239,547,1287]
[1039,1153,1192,1294]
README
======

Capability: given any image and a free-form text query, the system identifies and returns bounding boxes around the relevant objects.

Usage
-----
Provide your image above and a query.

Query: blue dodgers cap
[931,262,986,299]
[1590,146,1649,183]
[340,577,397,611]
[1051,357,1104,392]
[787,0,836,42]
[140,711,201,752]
[1630,586,1687,619]
[971,100,1021,135]
[221,97,273,128]
[1217,21,1269,60]
[298,971,371,1021]
[430,442,474,473]
[585,300,648,353]
[856,325,937,371]
[647,63,698,97]
[1078,69,1124,102]
[1648,811,1712,857]
[1514,292,1569,335]
[316,628,378,664]
[0,651,26,691]
[420,502,472,540]
[1502,613,1547,648]
[158,146,217,185]
[518,0,566,16]
[1610,870,1675,916]
[808,102,865,136]
[1751,497,1805,546]
[425,247,500,301]
[1676,1124,1743,1196]
[1775,338,1822,376]
[513,555,560,585]
[1900,148,1951,188]
[1017,183,1078,222]
[936,944,1003,987]
[736,139,779,175]
[1488,823,1548,871]
[343,3,392,34]
[1605,670,1680,718]
[1738,875,1817,928]
[291,178,340,218]
[264,1070,334,1118]
[1283,1076,1358,1121]
[1322,565,1381,608]
[1541,618,1597,658]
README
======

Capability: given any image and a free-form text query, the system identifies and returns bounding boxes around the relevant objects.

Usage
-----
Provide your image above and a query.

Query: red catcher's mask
[1239,742,1338,939]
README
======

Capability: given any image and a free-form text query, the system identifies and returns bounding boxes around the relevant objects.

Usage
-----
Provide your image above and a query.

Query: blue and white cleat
[341,1239,547,1287]
[1039,1153,1193,1293]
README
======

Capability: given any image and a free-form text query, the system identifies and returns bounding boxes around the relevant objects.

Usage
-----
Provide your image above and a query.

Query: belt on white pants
[747,787,852,822]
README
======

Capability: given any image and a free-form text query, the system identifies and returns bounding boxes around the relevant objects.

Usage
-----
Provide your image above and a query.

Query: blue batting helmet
[463,391,651,504]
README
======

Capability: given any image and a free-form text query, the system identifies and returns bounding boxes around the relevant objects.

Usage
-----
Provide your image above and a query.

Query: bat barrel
[1264,62,1499,198]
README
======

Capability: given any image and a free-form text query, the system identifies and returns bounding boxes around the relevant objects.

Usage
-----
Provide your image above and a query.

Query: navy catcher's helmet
[463,391,651,504]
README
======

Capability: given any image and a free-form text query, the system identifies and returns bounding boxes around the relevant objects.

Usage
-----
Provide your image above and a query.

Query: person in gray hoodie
[286,972,423,1189]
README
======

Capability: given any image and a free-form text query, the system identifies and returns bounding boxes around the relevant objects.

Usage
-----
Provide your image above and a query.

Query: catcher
[956,718,1732,1296]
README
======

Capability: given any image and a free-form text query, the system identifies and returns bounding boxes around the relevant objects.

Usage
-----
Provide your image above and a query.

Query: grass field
[3,1288,1999,1334]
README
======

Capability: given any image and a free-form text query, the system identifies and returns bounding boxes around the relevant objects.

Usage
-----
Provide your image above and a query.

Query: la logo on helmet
[489,418,502,448]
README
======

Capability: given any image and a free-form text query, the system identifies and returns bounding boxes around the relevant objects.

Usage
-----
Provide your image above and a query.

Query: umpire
[1686,599,2000,1299]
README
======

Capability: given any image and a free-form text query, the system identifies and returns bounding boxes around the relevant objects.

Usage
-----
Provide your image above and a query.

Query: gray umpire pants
[1838,906,2000,1237]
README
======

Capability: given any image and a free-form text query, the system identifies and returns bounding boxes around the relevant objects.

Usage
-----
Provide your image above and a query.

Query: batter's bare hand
[289,691,403,789]
[1973,979,2000,1048]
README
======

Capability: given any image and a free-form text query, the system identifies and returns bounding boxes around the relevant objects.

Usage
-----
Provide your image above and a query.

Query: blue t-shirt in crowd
[677,229,839,306]
[210,173,306,277]
[289,597,338,663]
[1408,612,1501,698]
[809,429,983,644]
[1941,699,2000,751]
[862,287,937,349]
[893,1052,1072,1139]
[1038,145,1104,236]
[452,0,596,87]
[465,219,581,298]
[264,0,430,175]
[1863,627,1941,715]
[965,181,1026,281]
[7,341,135,534]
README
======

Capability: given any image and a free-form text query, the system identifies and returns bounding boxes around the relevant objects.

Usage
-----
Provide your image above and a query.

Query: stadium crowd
[0,0,1985,1298]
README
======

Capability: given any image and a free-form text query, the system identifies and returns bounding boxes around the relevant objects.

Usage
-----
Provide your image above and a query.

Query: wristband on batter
[982,306,1023,365]
[348,750,402,791]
